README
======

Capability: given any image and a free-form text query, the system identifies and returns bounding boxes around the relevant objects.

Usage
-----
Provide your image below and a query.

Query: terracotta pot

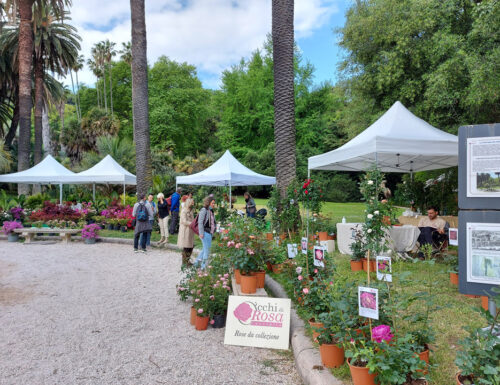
[272,264,283,274]
[418,349,429,374]
[251,271,266,288]
[240,274,257,294]
[308,318,324,343]
[450,272,459,285]
[319,343,345,368]
[195,315,210,330]
[234,269,242,284]
[382,215,391,225]
[327,235,335,240]
[318,231,328,241]
[190,306,197,325]
[280,233,287,241]
[266,233,273,241]
[351,260,363,271]
[348,358,377,385]
[481,296,489,311]
[266,261,273,272]
[362,259,376,273]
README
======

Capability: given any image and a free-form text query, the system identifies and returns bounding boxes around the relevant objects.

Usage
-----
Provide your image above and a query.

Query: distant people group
[132,188,223,270]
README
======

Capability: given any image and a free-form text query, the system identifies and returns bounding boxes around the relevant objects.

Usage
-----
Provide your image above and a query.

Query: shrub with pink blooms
[81,223,101,239]
[2,221,23,235]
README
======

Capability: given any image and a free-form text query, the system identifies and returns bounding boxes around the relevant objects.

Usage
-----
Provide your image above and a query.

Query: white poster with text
[467,136,500,197]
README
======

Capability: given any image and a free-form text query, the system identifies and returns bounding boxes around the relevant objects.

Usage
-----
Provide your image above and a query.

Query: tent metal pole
[93,184,96,202]
[59,183,63,205]
[229,181,232,210]
[123,183,126,205]
[306,169,310,239]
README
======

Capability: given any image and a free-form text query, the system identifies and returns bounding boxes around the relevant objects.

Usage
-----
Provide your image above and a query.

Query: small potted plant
[445,253,459,286]
[81,223,101,244]
[270,246,288,274]
[317,312,345,368]
[455,289,500,385]
[119,218,128,232]
[208,274,232,328]
[350,229,366,271]
[2,221,23,242]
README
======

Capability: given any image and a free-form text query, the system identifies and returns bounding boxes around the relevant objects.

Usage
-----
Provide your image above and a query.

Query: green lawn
[270,252,487,385]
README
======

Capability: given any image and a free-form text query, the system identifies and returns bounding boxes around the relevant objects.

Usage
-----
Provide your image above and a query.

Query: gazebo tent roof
[75,155,136,185]
[176,150,276,186]
[308,101,458,173]
[0,155,77,184]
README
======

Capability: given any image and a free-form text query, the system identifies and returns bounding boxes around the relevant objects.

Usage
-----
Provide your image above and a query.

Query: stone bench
[14,228,81,244]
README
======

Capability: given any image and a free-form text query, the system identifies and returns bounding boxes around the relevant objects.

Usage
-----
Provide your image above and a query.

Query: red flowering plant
[297,178,323,215]
[30,201,81,222]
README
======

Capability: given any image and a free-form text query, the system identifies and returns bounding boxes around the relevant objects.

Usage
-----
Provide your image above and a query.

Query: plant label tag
[313,246,326,268]
[287,243,298,259]
[301,237,308,254]
[358,286,379,320]
[449,228,458,246]
[224,296,291,350]
[376,256,392,282]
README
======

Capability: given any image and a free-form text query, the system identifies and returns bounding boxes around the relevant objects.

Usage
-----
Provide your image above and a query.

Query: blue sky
[68,0,351,90]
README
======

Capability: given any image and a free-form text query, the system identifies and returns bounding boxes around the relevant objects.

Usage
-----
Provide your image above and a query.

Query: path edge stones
[265,275,345,385]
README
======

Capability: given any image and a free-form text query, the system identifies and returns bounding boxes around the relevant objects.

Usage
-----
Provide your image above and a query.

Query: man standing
[133,194,154,253]
[169,187,181,235]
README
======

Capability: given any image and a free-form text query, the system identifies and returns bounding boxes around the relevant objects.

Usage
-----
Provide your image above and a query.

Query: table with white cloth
[336,223,420,255]
[336,223,363,255]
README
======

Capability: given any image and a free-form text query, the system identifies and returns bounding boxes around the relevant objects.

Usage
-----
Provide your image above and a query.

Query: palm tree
[87,57,101,108]
[93,42,107,113]
[102,39,116,116]
[272,0,296,198]
[73,54,84,120]
[119,41,132,65]
[4,0,70,195]
[130,0,152,196]
[33,5,80,164]
[0,140,12,172]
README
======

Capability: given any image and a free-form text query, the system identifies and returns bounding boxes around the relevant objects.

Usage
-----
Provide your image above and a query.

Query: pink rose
[372,325,393,343]
[235,243,242,249]
[210,295,215,300]
[247,248,255,255]
[303,288,309,294]
[198,308,203,314]
[314,269,318,274]
[210,320,215,325]
[194,298,200,303]
[298,275,303,281]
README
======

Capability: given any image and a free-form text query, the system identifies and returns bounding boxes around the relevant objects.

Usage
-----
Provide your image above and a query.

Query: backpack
[166,196,172,211]
[190,209,210,236]
[136,202,148,222]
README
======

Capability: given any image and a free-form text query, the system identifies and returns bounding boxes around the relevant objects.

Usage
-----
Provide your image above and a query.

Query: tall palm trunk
[18,0,35,195]
[42,103,52,156]
[69,70,79,120]
[96,80,100,108]
[109,63,113,116]
[130,0,152,197]
[272,0,296,197]
[102,69,108,113]
[34,56,44,164]
[75,71,82,120]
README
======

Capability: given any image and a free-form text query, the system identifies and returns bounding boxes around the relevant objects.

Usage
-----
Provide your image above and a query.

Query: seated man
[417,206,449,250]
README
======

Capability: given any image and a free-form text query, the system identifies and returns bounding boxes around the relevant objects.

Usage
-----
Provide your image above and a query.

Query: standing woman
[132,194,154,253]
[244,192,257,218]
[195,196,216,269]
[157,193,169,245]
[177,198,195,266]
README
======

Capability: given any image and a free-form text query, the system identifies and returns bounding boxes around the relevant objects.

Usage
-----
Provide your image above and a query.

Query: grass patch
[270,252,487,385]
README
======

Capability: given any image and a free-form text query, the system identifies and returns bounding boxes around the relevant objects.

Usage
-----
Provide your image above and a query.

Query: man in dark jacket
[133,194,154,253]
[169,187,181,235]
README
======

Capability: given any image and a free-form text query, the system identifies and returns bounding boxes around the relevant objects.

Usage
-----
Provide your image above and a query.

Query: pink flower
[247,248,255,255]
[303,288,309,294]
[372,325,393,343]
[198,308,203,314]
[298,275,303,281]
[235,243,242,249]
[194,298,200,303]
[224,273,229,278]
[210,320,215,325]
[296,267,302,274]
[329,281,333,285]
[304,190,309,194]
[314,269,318,274]
[210,295,215,300]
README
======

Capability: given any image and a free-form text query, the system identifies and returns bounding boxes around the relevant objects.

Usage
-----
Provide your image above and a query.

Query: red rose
[305,190,309,194]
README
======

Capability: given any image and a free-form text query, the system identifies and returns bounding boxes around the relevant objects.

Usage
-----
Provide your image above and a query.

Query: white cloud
[66,0,339,89]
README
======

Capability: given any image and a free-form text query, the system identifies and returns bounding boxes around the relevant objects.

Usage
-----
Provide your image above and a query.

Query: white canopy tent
[74,155,136,202]
[308,101,458,173]
[0,155,77,203]
[176,150,276,203]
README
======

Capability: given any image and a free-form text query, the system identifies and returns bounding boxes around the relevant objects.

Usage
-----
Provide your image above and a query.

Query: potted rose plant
[2,221,23,242]
[208,274,232,328]
[350,228,366,271]
[81,223,100,244]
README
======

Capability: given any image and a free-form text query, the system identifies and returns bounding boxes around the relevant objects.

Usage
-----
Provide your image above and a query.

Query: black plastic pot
[113,224,121,231]
[212,314,226,329]
[107,224,114,230]
[120,226,127,232]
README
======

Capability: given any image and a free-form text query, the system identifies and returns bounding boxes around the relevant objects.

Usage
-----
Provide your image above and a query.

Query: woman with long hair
[177,198,195,266]
[195,196,216,269]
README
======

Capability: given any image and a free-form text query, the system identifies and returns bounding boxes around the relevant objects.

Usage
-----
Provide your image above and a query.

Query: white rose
[367,180,374,185]
[367,229,373,233]
[367,214,373,219]
[374,210,379,215]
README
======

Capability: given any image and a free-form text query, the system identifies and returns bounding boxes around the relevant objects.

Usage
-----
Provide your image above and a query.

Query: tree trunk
[130,0,152,197]
[42,103,52,156]
[75,71,82,121]
[59,101,66,154]
[17,0,34,196]
[96,81,100,109]
[69,70,79,120]
[5,99,19,148]
[34,56,44,165]
[102,69,108,113]
[109,63,114,116]
[272,0,296,197]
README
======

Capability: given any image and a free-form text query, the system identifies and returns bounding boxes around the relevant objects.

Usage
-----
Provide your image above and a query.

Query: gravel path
[0,241,302,385]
